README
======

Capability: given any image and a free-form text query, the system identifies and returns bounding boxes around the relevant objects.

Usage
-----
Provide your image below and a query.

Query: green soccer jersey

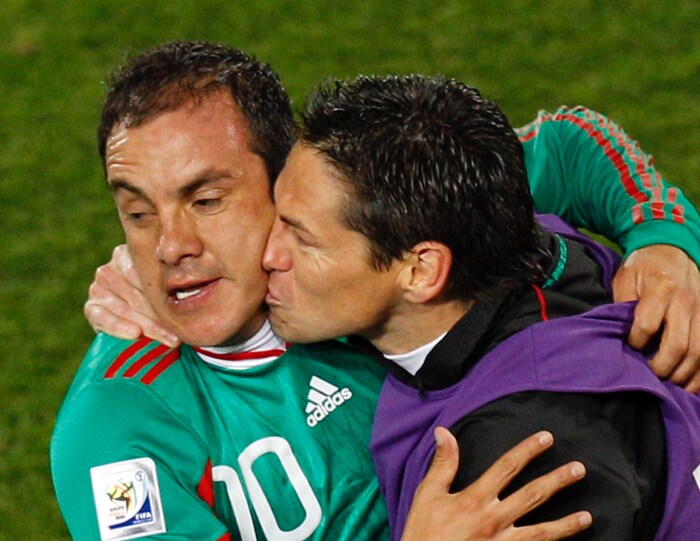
[51,334,389,541]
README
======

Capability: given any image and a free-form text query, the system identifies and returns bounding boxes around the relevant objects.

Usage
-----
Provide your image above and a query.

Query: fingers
[471,431,555,497]
[610,257,640,304]
[402,431,591,541]
[419,427,460,495]
[112,244,147,291]
[631,287,700,388]
[476,436,591,540]
[667,311,700,390]
[627,290,669,351]
[515,511,592,540]
[84,292,180,347]
[93,261,151,316]
[610,250,665,349]
[112,244,133,274]
[614,245,700,389]
[84,299,143,340]
[84,246,180,347]
[684,370,700,394]
[498,460,587,526]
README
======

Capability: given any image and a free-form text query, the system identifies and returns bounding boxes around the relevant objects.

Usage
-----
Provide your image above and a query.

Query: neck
[194,319,288,370]
[366,298,473,355]
[215,309,269,347]
[201,319,284,353]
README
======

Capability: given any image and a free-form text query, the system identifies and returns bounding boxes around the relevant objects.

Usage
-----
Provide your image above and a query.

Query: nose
[156,211,204,265]
[262,217,292,272]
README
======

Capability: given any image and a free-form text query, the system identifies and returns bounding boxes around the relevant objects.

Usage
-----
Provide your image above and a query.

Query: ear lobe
[402,241,453,304]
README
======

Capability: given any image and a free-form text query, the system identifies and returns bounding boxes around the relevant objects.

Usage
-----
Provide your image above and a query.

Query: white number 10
[213,436,323,541]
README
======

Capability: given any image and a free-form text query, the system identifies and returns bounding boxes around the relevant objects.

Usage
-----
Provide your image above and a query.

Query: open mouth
[168,279,217,303]
[174,288,202,301]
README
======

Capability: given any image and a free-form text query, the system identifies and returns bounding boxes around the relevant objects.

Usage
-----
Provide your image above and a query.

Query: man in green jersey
[57,40,700,541]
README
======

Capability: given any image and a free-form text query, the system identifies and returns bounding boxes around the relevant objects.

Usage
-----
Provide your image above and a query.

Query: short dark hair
[98,40,295,184]
[299,75,547,301]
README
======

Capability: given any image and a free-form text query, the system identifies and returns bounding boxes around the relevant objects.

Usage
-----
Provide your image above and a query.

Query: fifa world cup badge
[90,458,166,540]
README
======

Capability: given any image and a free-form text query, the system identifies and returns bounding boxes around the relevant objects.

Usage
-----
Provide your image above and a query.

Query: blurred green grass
[1,0,698,538]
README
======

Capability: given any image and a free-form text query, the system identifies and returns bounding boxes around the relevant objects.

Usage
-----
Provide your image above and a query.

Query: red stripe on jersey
[521,108,685,225]
[197,459,216,508]
[632,205,644,224]
[123,344,170,378]
[633,152,655,191]
[104,337,152,379]
[532,285,549,321]
[518,129,537,143]
[515,111,551,143]
[517,110,649,222]
[535,108,679,224]
[141,348,180,385]
[555,112,658,224]
[667,189,686,223]
[197,463,232,541]
[193,347,286,361]
[651,201,666,220]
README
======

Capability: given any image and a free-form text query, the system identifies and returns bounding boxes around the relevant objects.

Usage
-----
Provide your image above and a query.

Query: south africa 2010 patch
[90,457,166,540]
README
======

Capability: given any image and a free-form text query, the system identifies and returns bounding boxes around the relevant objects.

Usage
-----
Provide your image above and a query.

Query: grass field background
[1,1,698,538]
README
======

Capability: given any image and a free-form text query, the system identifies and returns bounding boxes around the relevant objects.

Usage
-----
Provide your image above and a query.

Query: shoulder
[68,334,187,397]
[53,336,205,460]
[516,106,605,140]
[451,391,664,539]
[52,338,227,540]
[51,339,209,498]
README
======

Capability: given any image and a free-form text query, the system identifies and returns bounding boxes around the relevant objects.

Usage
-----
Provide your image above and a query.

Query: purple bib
[371,215,700,540]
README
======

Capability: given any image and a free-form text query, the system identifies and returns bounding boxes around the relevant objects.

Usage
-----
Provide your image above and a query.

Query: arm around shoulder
[521,105,700,265]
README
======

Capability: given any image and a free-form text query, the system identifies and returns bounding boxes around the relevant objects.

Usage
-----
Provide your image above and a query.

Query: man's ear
[400,241,453,304]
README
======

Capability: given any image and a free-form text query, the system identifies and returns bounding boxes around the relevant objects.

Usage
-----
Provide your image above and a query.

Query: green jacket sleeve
[50,379,228,541]
[519,105,700,264]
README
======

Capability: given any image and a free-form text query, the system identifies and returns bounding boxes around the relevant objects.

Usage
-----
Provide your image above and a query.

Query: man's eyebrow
[280,214,312,235]
[109,179,146,198]
[177,168,233,199]
[108,169,233,199]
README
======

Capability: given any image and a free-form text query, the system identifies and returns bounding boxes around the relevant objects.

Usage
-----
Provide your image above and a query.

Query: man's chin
[166,323,238,348]
[269,316,320,345]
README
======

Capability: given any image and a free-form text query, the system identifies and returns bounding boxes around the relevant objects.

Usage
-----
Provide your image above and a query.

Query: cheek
[205,208,270,251]
[220,203,274,253]
[126,237,159,280]
[303,266,359,309]
[226,230,269,272]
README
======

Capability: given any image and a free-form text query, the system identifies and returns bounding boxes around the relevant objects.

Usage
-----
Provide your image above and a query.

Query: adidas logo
[305,376,353,427]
